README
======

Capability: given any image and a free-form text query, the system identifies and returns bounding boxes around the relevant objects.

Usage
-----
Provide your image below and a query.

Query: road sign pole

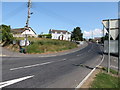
[108,19,110,74]
[118,19,120,75]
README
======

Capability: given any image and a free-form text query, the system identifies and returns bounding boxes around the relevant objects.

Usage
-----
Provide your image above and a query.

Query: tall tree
[71,27,83,41]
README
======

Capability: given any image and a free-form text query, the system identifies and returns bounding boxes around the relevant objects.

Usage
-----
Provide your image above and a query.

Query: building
[49,29,71,41]
[94,37,101,43]
[11,27,37,37]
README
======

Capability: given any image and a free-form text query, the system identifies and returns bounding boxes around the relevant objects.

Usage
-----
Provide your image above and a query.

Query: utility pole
[92,31,93,39]
[26,0,32,28]
[25,0,32,48]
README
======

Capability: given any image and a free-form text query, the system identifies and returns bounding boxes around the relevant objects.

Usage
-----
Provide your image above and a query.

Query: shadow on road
[72,63,94,70]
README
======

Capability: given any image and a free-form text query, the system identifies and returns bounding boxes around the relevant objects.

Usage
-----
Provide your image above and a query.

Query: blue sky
[2,2,118,38]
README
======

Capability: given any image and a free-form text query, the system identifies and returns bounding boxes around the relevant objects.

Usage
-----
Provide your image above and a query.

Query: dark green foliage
[101,33,114,43]
[71,27,83,41]
[38,34,52,38]
[0,24,14,45]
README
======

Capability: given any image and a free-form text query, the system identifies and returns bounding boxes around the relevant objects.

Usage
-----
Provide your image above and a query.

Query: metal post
[118,2,120,77]
[118,19,120,75]
[108,19,110,74]
[118,2,120,86]
[102,26,104,44]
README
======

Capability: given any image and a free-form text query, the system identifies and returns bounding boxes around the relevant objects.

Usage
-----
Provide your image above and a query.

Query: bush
[38,34,52,39]
[0,24,14,45]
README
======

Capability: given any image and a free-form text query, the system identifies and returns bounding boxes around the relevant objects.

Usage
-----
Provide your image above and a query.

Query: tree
[0,24,14,44]
[71,27,83,41]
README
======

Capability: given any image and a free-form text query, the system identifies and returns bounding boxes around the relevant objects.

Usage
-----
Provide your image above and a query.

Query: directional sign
[102,19,119,40]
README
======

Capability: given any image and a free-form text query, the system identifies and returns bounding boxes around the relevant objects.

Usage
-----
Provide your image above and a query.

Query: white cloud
[83,28,104,38]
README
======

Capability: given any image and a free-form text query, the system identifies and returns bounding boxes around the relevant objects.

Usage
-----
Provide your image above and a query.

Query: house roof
[11,27,36,34]
[49,29,71,34]
[11,28,25,33]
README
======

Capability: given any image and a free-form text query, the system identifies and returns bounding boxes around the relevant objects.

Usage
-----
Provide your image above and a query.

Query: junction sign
[102,19,119,74]
[102,19,119,40]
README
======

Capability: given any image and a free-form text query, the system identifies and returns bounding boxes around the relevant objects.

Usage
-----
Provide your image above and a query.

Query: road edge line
[75,45,104,89]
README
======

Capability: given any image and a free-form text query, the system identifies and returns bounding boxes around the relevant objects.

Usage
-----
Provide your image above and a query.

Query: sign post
[118,19,120,75]
[108,19,110,74]
[102,19,119,74]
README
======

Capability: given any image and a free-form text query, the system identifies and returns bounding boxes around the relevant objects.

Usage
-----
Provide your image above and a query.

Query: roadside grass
[26,39,77,53]
[102,67,118,75]
[91,73,119,88]
[90,67,120,88]
[5,37,77,54]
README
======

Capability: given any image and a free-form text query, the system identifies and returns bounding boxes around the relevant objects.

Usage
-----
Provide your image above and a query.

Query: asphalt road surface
[2,43,103,88]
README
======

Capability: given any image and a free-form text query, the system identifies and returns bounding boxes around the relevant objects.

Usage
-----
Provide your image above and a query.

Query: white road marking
[77,55,79,56]
[76,68,96,89]
[111,65,118,69]
[62,58,67,61]
[0,75,34,88]
[10,61,53,71]
[0,54,7,57]
[75,53,105,89]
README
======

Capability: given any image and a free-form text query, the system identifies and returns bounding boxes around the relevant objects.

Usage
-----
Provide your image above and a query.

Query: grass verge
[90,67,120,88]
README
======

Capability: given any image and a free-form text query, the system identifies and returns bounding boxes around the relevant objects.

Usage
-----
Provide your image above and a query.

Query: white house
[11,27,37,37]
[49,29,71,41]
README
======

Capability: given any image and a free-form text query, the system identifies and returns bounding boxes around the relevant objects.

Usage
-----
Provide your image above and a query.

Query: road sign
[102,19,119,40]
[104,40,118,53]
[19,40,30,46]
[110,29,118,40]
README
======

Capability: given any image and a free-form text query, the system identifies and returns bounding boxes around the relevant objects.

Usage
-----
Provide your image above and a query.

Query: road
[2,43,103,88]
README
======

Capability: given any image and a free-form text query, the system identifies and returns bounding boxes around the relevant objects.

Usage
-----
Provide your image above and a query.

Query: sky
[2,2,118,38]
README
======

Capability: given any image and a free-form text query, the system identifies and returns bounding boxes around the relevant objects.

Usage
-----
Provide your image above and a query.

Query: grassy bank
[26,39,77,54]
[4,37,77,54]
[91,68,120,88]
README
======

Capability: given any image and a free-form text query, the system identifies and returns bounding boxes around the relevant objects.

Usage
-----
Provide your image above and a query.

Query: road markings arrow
[0,75,34,88]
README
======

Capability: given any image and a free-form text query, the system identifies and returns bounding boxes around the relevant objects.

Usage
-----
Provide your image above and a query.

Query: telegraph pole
[25,0,32,48]
[26,0,31,28]
[92,31,93,39]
